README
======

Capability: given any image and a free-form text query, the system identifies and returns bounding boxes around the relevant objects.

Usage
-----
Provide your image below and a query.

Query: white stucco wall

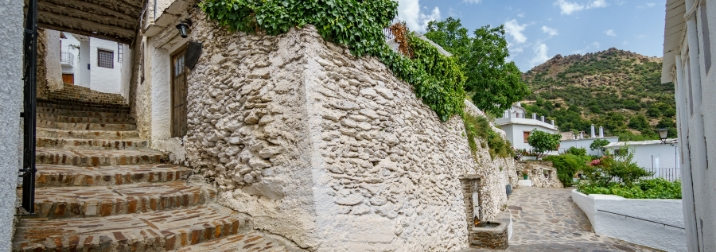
[559,137,619,156]
[44,30,63,91]
[0,1,23,250]
[499,123,557,151]
[60,33,80,75]
[120,44,133,103]
[89,37,122,94]
[572,190,686,252]
[77,39,91,88]
[605,141,680,170]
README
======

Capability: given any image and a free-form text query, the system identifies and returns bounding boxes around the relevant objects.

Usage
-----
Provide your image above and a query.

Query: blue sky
[396,0,667,71]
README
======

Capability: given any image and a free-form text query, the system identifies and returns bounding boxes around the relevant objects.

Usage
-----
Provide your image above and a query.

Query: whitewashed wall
[0,1,23,250]
[89,38,122,94]
[559,137,619,156]
[61,33,80,76]
[499,123,557,151]
[572,190,686,252]
[605,141,680,170]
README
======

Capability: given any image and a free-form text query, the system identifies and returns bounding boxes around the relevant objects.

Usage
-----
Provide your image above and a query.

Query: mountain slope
[521,48,676,140]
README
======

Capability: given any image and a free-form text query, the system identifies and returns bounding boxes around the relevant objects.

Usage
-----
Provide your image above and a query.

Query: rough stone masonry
[178,9,518,251]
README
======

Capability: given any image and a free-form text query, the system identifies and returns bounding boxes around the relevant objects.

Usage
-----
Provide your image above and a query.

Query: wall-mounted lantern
[176,19,193,38]
[658,128,669,144]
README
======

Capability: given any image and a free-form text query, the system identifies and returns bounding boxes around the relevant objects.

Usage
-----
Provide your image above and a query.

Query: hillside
[521,48,676,140]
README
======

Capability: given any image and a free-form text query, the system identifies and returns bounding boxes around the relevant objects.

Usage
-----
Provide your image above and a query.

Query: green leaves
[526,130,562,156]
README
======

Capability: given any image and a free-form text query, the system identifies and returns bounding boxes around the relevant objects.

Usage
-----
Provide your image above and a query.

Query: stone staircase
[13,95,300,251]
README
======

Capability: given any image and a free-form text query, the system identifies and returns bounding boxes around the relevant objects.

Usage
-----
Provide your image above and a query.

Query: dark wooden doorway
[171,48,188,137]
[62,74,74,84]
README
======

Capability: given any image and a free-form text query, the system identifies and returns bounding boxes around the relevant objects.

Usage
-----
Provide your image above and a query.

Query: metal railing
[60,51,74,66]
[20,0,38,214]
[644,167,681,182]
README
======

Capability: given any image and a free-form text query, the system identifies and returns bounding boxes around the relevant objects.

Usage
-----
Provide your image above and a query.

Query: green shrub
[578,179,682,199]
[463,113,514,159]
[565,147,587,156]
[544,154,590,187]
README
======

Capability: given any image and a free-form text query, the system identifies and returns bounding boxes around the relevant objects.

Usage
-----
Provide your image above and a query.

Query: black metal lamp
[176,19,193,38]
[658,128,669,144]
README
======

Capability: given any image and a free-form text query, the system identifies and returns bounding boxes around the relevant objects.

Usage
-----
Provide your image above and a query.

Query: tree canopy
[526,130,562,157]
[425,17,530,115]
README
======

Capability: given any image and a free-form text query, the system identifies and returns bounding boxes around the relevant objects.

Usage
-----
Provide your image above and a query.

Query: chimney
[590,124,596,138]
[551,120,555,126]
[579,132,584,139]
[599,126,604,138]
[508,111,512,118]
[532,113,537,119]
[540,116,545,122]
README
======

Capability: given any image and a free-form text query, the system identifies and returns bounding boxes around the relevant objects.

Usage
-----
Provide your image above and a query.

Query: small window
[97,49,114,68]
[523,131,531,143]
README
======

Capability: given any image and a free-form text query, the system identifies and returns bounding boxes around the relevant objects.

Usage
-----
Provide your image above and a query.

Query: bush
[463,113,514,159]
[565,147,587,156]
[544,154,590,187]
[578,178,681,199]
[582,148,652,187]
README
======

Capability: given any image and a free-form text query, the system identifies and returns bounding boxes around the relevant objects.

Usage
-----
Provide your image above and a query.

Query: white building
[50,31,130,97]
[495,103,558,151]
[662,0,716,250]
[604,139,681,180]
[559,125,619,156]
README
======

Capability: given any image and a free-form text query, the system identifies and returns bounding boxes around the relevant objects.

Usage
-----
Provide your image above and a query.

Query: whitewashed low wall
[572,190,686,252]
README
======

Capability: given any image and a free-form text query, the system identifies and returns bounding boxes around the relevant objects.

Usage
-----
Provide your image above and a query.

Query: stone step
[177,231,304,252]
[37,107,132,119]
[35,164,190,187]
[37,137,148,150]
[28,181,215,219]
[37,119,137,131]
[36,148,166,167]
[38,99,130,112]
[13,205,250,252]
[37,113,136,124]
[37,128,140,140]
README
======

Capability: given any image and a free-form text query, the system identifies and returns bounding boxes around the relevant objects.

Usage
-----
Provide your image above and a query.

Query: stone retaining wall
[517,161,563,188]
[158,8,519,251]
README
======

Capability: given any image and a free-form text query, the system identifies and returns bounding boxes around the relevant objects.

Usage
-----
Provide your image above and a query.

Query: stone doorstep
[36,108,133,119]
[38,98,129,107]
[176,231,301,252]
[35,148,166,167]
[36,128,140,140]
[35,164,189,187]
[37,119,137,131]
[30,181,217,219]
[36,138,148,150]
[36,103,130,113]
[14,206,249,252]
[37,114,136,124]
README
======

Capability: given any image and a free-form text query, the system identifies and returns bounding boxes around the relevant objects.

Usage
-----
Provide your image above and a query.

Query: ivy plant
[200,0,466,121]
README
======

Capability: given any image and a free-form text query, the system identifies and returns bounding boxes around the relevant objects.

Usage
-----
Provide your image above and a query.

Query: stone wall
[517,161,564,188]
[155,8,519,251]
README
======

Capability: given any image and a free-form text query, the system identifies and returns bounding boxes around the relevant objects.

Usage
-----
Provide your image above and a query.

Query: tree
[590,139,610,156]
[527,130,562,158]
[583,147,652,187]
[425,18,530,115]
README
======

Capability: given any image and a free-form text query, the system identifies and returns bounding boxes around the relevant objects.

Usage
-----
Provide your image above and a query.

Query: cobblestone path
[467,187,662,252]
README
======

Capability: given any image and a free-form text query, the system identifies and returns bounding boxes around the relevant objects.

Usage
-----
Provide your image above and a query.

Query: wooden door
[171,49,188,137]
[62,74,74,84]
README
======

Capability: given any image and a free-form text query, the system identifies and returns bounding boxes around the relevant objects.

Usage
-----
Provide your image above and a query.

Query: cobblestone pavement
[465,187,663,252]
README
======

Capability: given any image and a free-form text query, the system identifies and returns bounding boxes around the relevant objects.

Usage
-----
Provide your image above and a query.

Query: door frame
[170,45,188,138]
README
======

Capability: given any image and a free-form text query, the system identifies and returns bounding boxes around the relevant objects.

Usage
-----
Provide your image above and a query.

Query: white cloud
[636,34,647,39]
[542,26,559,37]
[463,0,482,3]
[530,43,550,67]
[504,19,528,44]
[517,12,525,18]
[397,0,441,32]
[554,0,608,15]
[592,41,601,48]
[604,29,616,36]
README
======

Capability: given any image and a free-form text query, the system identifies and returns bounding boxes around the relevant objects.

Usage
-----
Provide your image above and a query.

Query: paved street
[467,187,662,252]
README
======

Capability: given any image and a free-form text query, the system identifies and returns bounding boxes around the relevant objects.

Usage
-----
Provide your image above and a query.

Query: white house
[662,0,716,250]
[495,103,558,151]
[50,31,131,98]
[604,139,681,181]
[559,125,619,156]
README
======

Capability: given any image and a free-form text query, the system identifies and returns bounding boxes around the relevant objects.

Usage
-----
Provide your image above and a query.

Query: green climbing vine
[199,0,465,121]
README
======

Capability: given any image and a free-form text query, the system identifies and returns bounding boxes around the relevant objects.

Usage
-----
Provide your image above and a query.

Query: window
[523,131,531,143]
[97,49,114,68]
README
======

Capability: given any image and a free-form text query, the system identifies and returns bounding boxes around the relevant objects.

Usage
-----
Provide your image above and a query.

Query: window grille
[98,49,114,68]
[118,44,124,63]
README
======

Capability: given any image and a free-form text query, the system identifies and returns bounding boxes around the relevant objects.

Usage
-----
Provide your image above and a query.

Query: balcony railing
[60,51,74,66]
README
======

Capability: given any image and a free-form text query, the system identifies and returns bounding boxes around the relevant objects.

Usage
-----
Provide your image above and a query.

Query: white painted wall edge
[571,189,687,252]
